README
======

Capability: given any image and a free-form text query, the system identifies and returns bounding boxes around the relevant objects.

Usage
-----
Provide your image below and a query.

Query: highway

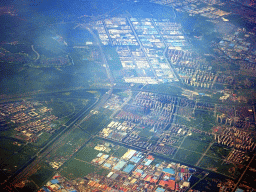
[85,26,115,86]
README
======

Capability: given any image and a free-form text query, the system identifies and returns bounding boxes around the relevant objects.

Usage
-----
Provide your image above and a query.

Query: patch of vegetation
[29,163,54,188]
[103,46,122,71]
[145,84,182,96]
[217,162,243,179]
[174,148,201,166]
[34,132,52,147]
[181,137,211,153]
[198,156,223,172]
[47,128,89,161]
[60,159,108,180]
[0,141,37,178]
[176,110,216,132]
[138,127,155,138]
[80,111,110,134]
[206,144,231,159]
[112,146,128,158]
[75,146,102,163]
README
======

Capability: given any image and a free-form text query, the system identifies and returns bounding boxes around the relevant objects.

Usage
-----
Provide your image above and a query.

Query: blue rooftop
[42,187,51,192]
[103,163,111,168]
[163,168,175,175]
[51,179,59,184]
[130,156,141,163]
[123,164,135,173]
[155,187,165,192]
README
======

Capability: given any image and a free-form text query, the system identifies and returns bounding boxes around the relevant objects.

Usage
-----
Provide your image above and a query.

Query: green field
[198,156,243,178]
[61,159,108,180]
[145,83,182,96]
[104,46,122,71]
[176,109,216,132]
[75,146,101,163]
[46,128,90,162]
[112,146,128,158]
[206,144,231,159]
[29,163,54,188]
[180,136,212,153]
[61,138,130,180]
[80,111,110,134]
[34,132,52,147]
[174,148,202,165]
[217,162,243,179]
[138,127,155,138]
[60,138,117,180]
[0,140,38,177]
[198,156,223,172]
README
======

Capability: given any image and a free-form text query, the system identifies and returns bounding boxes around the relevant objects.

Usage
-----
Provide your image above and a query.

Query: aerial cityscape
[0,0,256,192]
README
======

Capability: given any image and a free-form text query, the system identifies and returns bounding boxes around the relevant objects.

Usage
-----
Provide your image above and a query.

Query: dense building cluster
[41,147,196,192]
[0,101,58,142]
[226,149,250,164]
[92,17,186,84]
[151,0,228,20]
[216,105,254,129]
[215,126,256,152]
[159,124,190,145]
[218,29,256,63]
[167,49,215,88]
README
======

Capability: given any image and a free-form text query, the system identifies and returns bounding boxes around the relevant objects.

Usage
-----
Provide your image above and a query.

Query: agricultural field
[0,138,38,177]
[60,138,130,180]
[60,159,108,180]
[79,110,111,135]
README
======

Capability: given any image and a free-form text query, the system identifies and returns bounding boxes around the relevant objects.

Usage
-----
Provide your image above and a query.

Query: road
[231,154,256,192]
[84,26,115,86]
[126,17,158,80]
[150,18,179,81]
[186,172,209,192]
[195,142,214,166]
[109,89,132,119]
[31,45,40,61]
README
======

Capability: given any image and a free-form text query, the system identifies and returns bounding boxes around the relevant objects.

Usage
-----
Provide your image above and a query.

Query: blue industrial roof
[163,168,175,175]
[51,179,59,184]
[155,187,165,192]
[170,177,175,180]
[130,156,141,163]
[136,169,143,174]
[123,164,135,173]
[103,163,112,168]
[42,187,51,192]
[97,153,103,157]
[144,159,153,166]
